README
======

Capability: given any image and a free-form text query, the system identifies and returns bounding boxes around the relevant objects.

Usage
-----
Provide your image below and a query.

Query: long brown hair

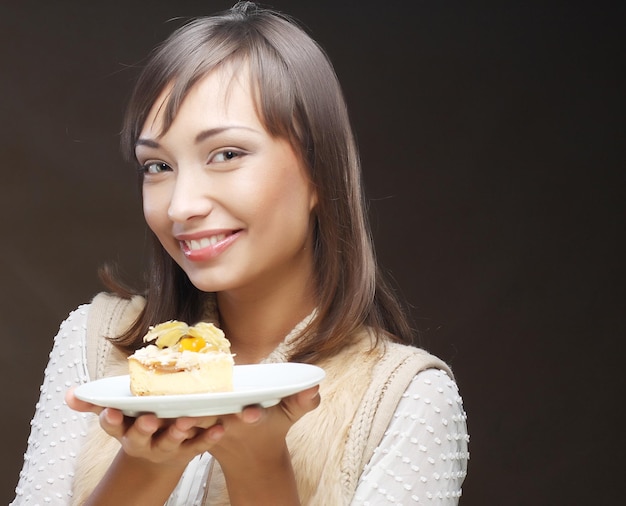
[104,1,414,362]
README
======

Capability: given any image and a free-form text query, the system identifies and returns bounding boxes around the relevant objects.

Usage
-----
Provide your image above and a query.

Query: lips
[177,230,241,261]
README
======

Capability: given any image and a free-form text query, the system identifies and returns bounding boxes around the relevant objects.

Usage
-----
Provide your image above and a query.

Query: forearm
[222,444,300,506]
[84,449,186,506]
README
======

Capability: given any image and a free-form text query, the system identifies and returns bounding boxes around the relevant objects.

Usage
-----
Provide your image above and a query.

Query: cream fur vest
[72,293,452,505]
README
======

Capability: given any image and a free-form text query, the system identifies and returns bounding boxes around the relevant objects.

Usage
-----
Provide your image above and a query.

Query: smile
[178,230,241,261]
[184,234,228,251]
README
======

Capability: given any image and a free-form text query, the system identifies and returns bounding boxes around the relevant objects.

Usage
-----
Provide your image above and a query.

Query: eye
[211,149,241,163]
[142,161,172,174]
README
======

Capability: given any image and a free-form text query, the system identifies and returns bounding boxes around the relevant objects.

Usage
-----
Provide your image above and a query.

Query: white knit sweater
[13,293,469,505]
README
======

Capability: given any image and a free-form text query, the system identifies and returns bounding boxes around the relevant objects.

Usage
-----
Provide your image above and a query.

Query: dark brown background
[1,1,623,504]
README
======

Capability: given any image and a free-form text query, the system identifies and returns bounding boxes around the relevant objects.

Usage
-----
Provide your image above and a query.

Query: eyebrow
[135,126,259,149]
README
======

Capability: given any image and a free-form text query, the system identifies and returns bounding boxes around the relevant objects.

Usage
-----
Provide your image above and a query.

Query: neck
[217,279,316,365]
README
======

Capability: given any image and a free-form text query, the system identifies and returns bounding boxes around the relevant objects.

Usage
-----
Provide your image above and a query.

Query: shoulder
[405,367,464,412]
[82,292,146,379]
[355,336,464,468]
[398,367,469,462]
[86,292,146,338]
[372,334,454,381]
[335,327,454,381]
[364,338,452,407]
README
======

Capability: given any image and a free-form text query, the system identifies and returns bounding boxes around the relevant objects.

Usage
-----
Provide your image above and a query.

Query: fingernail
[171,427,187,440]
[208,425,224,441]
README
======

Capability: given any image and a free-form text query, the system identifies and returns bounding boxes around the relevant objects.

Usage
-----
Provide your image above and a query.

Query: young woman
[12,2,469,505]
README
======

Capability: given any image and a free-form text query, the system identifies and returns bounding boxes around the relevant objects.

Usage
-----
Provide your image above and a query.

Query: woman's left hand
[209,384,320,463]
[204,384,321,505]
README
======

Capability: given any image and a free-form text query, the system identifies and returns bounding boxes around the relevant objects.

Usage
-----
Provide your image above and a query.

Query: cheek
[257,175,315,231]
[142,188,168,233]
[248,176,299,216]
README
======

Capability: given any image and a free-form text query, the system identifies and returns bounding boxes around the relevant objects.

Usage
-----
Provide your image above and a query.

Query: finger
[239,405,264,424]
[299,385,321,404]
[65,386,103,415]
[119,414,162,454]
[98,407,132,439]
[149,418,211,454]
[281,385,321,421]
[174,422,224,454]
[201,423,226,443]
[162,422,197,447]
[175,416,220,431]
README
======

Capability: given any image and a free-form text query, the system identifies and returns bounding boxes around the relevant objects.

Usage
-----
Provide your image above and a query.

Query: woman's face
[136,67,317,297]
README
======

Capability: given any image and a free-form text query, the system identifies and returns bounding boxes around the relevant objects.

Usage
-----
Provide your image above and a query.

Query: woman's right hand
[66,386,223,469]
[65,386,230,505]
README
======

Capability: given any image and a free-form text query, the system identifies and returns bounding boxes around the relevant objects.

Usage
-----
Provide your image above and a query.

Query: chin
[184,271,236,293]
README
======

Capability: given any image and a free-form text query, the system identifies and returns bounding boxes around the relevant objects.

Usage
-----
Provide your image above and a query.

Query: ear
[308,186,318,211]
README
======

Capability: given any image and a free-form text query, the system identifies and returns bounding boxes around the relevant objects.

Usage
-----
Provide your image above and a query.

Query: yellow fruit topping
[142,320,230,352]
[179,336,206,352]
[187,322,231,352]
[143,320,189,348]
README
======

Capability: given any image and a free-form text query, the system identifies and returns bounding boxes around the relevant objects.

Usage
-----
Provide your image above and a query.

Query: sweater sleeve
[352,368,469,505]
[11,304,94,505]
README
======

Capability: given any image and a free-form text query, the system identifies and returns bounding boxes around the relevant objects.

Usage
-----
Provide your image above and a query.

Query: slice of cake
[128,320,234,396]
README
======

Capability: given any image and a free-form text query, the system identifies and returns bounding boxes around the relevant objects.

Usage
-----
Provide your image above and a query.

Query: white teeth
[185,234,226,251]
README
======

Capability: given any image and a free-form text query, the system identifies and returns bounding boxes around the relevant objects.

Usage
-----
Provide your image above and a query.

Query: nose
[167,169,213,222]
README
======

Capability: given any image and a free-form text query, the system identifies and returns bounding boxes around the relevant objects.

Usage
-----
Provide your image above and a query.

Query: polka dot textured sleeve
[11,304,93,505]
[353,369,469,505]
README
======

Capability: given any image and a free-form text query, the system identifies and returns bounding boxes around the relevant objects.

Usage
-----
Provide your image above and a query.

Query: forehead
[140,64,262,138]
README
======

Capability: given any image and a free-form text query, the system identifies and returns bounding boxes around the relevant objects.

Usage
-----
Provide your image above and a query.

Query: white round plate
[74,362,325,418]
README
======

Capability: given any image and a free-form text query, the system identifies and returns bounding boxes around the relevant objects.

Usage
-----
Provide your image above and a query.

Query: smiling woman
[137,67,318,313]
[11,2,468,505]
